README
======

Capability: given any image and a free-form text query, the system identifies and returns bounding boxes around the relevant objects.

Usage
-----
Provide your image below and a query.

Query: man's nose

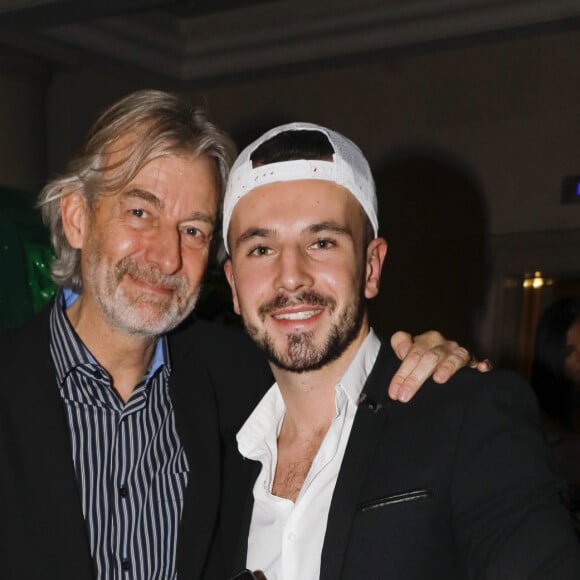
[273,247,314,292]
[145,226,182,275]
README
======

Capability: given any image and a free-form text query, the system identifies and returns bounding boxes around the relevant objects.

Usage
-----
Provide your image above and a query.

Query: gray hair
[38,89,236,291]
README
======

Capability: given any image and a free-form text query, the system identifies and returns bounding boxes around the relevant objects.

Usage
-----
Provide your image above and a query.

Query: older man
[218,122,580,579]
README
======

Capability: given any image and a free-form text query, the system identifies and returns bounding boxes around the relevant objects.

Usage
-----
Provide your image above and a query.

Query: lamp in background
[518,271,553,378]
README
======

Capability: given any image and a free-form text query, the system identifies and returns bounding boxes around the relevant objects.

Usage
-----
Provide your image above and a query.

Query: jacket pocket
[359,487,434,512]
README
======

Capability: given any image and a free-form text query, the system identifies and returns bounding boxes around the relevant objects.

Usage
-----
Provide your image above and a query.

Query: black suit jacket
[0,305,271,579]
[217,343,580,579]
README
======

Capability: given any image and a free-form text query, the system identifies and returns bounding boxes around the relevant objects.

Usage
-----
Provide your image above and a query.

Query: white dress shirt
[237,330,381,580]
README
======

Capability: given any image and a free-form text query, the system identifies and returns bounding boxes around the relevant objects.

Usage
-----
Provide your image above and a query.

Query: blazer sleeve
[450,369,580,579]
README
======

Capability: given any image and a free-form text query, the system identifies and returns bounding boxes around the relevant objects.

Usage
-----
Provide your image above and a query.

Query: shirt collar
[337,329,381,406]
[51,288,168,384]
[237,329,381,461]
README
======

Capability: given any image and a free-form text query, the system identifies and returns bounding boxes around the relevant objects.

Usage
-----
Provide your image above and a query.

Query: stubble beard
[85,250,199,338]
[244,288,366,373]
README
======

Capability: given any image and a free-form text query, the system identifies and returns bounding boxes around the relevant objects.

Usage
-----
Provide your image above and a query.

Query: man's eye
[249,246,271,256]
[185,226,201,237]
[312,238,335,249]
[131,208,145,218]
[182,225,211,247]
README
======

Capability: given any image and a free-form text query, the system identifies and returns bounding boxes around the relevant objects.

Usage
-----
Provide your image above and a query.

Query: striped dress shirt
[49,290,189,579]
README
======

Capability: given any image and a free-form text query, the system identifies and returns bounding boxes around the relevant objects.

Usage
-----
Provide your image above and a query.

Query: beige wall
[38,27,580,352]
[0,55,47,193]
[195,29,580,238]
[46,28,580,235]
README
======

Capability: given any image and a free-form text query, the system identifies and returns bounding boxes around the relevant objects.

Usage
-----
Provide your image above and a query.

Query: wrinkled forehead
[94,131,219,198]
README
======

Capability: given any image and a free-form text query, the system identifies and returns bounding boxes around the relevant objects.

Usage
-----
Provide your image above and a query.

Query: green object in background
[25,242,56,313]
[0,187,55,330]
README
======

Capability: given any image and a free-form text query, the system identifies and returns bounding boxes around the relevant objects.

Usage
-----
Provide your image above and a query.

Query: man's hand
[389,330,492,403]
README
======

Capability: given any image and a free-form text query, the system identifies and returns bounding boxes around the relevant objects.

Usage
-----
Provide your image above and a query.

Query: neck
[66,294,157,403]
[270,325,369,434]
[268,325,369,501]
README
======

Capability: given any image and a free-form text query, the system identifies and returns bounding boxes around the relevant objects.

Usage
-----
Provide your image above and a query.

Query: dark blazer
[217,342,580,579]
[0,305,271,580]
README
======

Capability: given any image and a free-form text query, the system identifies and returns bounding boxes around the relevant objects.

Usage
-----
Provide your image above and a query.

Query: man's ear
[223,258,241,315]
[60,191,89,250]
[364,237,388,299]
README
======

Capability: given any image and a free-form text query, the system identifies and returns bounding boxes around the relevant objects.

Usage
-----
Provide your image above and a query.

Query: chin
[107,304,186,337]
[108,287,198,336]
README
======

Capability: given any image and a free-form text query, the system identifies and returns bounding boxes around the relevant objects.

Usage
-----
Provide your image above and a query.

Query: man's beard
[85,252,199,338]
[244,288,366,373]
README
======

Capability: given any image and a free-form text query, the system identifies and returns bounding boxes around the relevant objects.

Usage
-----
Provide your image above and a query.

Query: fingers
[389,329,472,402]
[467,354,493,372]
[431,346,470,383]
[475,358,493,372]
[390,330,413,360]
[389,348,441,402]
[389,329,493,403]
[390,330,444,402]
[432,351,492,382]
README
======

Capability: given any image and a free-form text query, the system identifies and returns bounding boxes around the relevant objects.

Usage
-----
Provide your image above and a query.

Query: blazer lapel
[168,323,222,578]
[320,343,399,580]
[12,307,95,577]
[232,457,262,572]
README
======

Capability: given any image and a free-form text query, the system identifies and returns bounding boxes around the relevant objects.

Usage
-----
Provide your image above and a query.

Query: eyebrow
[235,227,272,249]
[184,212,216,226]
[308,221,352,236]
[234,221,351,250]
[123,188,162,208]
[123,188,215,225]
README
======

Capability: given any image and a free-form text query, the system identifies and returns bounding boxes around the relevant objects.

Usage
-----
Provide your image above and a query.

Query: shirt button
[121,559,131,572]
[119,485,128,498]
[288,531,297,542]
[92,369,103,380]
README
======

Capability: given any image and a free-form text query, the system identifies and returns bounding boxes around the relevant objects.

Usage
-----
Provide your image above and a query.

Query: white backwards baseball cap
[222,121,378,253]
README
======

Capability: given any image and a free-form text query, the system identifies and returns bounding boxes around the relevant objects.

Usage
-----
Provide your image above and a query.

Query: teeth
[274,310,320,320]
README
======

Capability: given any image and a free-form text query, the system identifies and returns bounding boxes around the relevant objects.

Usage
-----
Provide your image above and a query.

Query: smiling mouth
[259,290,335,321]
[115,256,186,298]
[128,275,175,296]
[272,309,322,321]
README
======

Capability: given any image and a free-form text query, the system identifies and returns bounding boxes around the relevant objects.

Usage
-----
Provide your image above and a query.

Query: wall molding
[2,0,580,81]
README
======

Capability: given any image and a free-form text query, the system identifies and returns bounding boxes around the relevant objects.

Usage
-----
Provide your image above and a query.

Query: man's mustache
[114,256,188,294]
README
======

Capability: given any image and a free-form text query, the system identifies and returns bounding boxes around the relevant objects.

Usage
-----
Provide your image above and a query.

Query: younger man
[219,122,580,579]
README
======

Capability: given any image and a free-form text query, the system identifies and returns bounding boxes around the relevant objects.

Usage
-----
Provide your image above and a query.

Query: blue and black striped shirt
[49,290,189,579]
